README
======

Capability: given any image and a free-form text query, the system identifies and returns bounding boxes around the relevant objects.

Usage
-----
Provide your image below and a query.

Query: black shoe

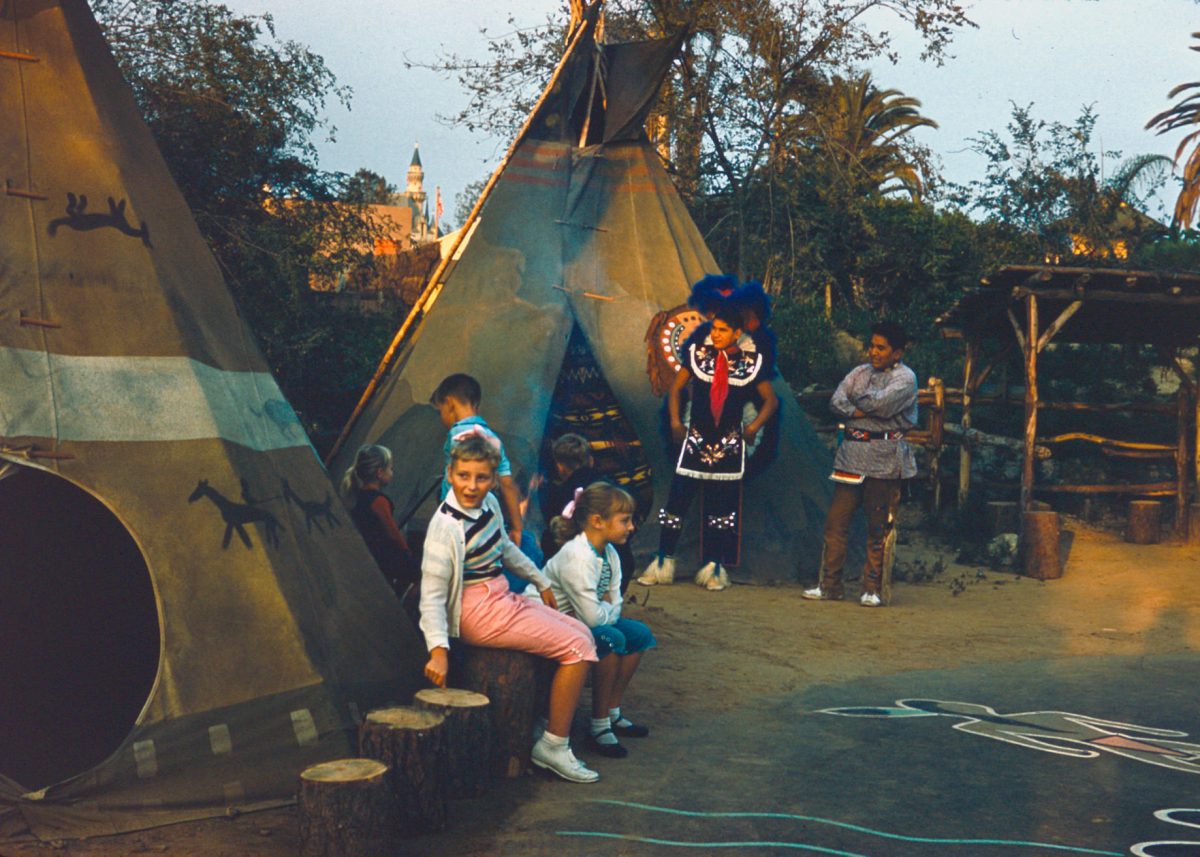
[611,719,649,738]
[585,729,629,758]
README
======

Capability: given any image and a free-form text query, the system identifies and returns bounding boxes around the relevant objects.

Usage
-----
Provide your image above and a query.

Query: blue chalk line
[554,800,1123,855]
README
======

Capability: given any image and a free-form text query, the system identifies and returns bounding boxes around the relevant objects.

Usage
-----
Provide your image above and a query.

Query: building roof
[936,265,1200,346]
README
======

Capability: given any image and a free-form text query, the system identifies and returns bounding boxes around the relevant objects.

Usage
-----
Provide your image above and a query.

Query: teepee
[330,7,835,583]
[0,0,423,839]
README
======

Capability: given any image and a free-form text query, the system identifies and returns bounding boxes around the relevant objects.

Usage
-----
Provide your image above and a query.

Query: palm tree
[801,72,938,201]
[1146,33,1200,229]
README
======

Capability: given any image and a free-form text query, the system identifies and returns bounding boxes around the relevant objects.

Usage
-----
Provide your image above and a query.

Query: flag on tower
[435,186,444,221]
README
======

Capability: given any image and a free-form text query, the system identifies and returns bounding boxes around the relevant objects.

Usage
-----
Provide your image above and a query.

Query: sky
[222,0,1200,223]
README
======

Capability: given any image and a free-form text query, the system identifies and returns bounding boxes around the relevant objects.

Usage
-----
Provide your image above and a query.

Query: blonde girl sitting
[420,434,600,783]
[544,482,655,759]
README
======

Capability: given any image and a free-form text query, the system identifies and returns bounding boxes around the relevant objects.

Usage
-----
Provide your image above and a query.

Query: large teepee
[330,8,836,583]
[0,0,423,839]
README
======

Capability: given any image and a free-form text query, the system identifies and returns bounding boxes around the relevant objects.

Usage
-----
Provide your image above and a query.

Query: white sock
[590,717,618,743]
[539,730,568,747]
[609,707,631,727]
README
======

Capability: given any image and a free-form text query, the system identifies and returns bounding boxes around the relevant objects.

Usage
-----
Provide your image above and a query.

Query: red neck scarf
[710,348,730,424]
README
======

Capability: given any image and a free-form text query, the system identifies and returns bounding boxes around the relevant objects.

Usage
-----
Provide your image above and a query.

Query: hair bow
[452,425,502,451]
[561,486,584,520]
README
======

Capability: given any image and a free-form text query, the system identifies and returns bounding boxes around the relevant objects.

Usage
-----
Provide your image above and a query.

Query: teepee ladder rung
[27,448,74,460]
[0,444,74,461]
[552,285,617,301]
[5,182,48,200]
[554,219,609,232]
[0,49,39,63]
[19,313,61,328]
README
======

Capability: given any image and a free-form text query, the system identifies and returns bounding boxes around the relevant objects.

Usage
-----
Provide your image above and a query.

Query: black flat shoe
[585,730,629,758]
[612,720,649,738]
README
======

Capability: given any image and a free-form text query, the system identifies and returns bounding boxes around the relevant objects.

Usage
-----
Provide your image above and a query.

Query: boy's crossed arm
[499,473,523,543]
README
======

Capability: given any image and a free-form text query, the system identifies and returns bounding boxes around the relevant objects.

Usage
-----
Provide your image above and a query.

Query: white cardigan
[419,492,550,652]
[543,532,622,628]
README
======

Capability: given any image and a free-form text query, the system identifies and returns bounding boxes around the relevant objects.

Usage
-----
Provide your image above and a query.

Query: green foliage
[951,103,1171,262]
[93,0,392,443]
[343,168,397,204]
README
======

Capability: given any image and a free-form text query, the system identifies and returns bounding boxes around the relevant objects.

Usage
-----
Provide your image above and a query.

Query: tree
[343,168,397,204]
[798,72,938,201]
[1147,32,1200,230]
[92,0,395,446]
[955,103,1169,263]
[415,0,974,274]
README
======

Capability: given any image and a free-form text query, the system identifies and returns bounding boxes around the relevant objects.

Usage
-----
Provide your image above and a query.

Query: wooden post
[929,377,945,512]
[456,646,543,779]
[958,338,979,510]
[359,708,448,835]
[298,759,399,857]
[1189,502,1200,547]
[1021,294,1039,512]
[1019,509,1061,580]
[414,688,492,799]
[1176,389,1191,540]
[1126,500,1163,545]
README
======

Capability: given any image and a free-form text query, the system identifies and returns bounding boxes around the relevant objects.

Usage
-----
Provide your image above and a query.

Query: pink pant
[459,577,597,664]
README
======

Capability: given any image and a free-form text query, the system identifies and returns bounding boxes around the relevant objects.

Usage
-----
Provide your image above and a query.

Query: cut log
[1020,509,1061,580]
[455,645,543,779]
[298,758,399,857]
[359,707,448,835]
[413,688,492,799]
[986,501,1020,536]
[1126,500,1163,545]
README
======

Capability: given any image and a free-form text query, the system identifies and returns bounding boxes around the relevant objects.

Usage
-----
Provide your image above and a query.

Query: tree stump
[455,645,542,778]
[298,758,399,857]
[359,707,448,835]
[1189,503,1200,547]
[985,501,1020,536]
[413,688,492,799]
[1126,500,1162,545]
[1019,509,1061,580]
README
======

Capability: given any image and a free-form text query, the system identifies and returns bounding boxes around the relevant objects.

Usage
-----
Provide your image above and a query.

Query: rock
[985,533,1019,569]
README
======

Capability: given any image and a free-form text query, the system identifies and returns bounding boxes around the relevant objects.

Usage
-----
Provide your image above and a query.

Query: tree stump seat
[298,758,399,857]
[414,687,492,798]
[454,645,546,779]
[1019,509,1062,580]
[1127,500,1163,545]
[359,707,448,835]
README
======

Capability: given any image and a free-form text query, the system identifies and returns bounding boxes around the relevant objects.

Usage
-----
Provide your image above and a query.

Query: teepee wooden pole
[326,4,601,464]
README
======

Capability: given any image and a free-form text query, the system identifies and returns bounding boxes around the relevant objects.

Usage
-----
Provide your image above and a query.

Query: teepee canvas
[0,0,423,839]
[330,9,835,584]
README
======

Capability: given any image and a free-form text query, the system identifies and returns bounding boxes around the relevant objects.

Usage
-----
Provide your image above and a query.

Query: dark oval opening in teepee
[0,463,161,791]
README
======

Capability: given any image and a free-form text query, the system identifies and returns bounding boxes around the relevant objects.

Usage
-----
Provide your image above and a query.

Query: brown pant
[819,478,901,597]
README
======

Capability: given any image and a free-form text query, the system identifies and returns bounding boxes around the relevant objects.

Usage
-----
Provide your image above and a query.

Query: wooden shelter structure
[937,265,1200,538]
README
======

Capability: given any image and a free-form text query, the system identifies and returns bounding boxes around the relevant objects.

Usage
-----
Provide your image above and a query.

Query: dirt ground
[4,511,1199,856]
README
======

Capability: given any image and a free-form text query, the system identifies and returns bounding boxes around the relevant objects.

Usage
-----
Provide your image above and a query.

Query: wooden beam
[1012,288,1200,305]
[1007,308,1026,351]
[1037,300,1083,352]
[1036,433,1175,452]
[971,340,1015,393]
[1021,294,1039,512]
[945,423,1051,458]
[1032,482,1178,496]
